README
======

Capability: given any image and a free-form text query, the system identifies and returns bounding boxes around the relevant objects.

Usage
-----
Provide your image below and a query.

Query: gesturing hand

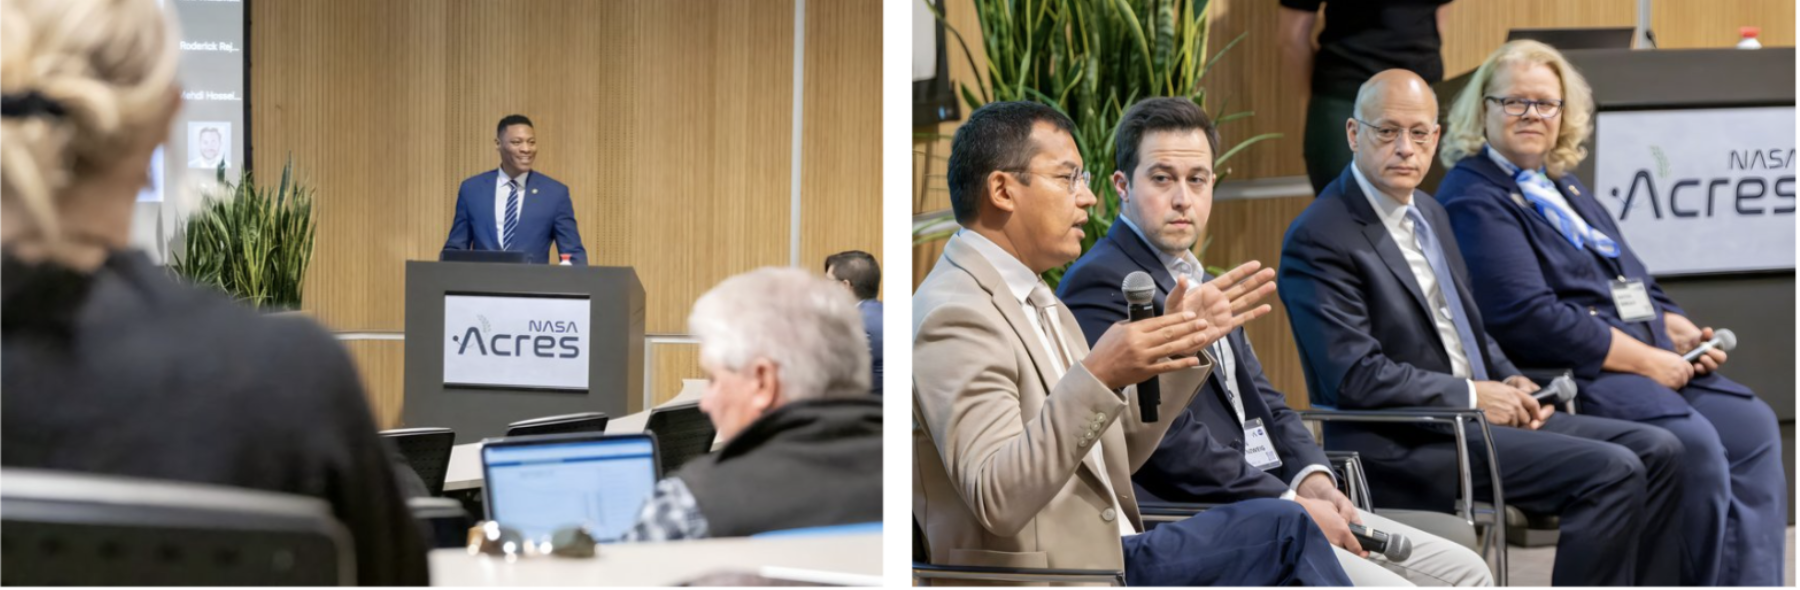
[1081,311,1209,391]
[1165,261,1276,353]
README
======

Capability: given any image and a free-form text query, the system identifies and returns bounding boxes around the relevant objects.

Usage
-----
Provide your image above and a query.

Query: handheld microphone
[1122,271,1160,422]
[1348,522,1413,562]
[1532,375,1577,406]
[1681,328,1737,362]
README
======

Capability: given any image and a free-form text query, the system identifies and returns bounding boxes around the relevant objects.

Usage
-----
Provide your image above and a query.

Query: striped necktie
[1514,168,1620,258]
[503,180,519,250]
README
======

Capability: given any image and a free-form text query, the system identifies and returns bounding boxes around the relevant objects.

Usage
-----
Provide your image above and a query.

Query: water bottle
[1737,27,1762,49]
[559,254,573,266]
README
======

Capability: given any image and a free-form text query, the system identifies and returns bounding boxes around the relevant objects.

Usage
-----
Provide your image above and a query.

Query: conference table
[427,531,883,586]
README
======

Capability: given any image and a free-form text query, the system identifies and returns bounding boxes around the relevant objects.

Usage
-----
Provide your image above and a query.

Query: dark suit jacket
[1059,221,1328,502]
[442,169,588,265]
[1436,150,1752,421]
[859,299,883,395]
[1278,166,1523,410]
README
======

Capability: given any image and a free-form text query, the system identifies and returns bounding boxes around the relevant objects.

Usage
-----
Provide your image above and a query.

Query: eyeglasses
[1485,96,1563,118]
[1011,169,1093,195]
[1353,118,1438,146]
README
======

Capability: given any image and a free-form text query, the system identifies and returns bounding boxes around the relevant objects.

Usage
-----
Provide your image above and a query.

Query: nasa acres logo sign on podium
[443,293,590,391]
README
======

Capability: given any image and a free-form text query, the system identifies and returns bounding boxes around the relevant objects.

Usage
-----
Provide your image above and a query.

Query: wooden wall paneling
[1194,196,1316,408]
[342,340,406,430]
[651,343,707,412]
[802,0,885,299]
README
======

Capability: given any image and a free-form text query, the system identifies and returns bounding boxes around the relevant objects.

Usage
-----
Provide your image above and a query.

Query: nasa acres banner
[444,294,590,391]
[1593,107,1795,276]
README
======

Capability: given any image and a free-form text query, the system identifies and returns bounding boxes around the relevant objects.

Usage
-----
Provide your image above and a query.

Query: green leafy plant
[169,159,316,310]
[920,0,1277,286]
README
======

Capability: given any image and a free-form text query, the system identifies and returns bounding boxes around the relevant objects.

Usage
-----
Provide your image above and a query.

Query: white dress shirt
[958,230,1138,536]
[1350,165,1478,408]
[1117,215,1334,495]
[494,168,531,248]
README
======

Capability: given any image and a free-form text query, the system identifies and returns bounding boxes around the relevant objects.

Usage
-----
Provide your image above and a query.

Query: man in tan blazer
[914,101,1351,586]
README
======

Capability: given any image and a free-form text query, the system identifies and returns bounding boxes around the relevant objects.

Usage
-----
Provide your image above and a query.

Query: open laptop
[440,249,532,264]
[480,432,661,542]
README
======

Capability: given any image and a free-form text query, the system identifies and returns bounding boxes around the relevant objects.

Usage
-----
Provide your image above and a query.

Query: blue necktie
[1405,206,1489,381]
[1514,169,1620,258]
[503,180,519,250]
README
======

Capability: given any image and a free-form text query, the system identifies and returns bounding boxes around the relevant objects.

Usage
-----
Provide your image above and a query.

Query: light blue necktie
[1405,206,1489,381]
[1514,168,1620,258]
[502,180,519,250]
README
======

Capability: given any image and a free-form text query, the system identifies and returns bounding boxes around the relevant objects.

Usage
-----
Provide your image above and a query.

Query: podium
[402,261,644,444]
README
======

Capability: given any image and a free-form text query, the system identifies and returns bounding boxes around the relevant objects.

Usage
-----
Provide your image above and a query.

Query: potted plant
[169,159,316,311]
[920,0,1276,285]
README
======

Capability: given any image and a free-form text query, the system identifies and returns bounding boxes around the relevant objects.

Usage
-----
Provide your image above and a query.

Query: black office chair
[505,412,609,437]
[1,468,353,586]
[380,427,456,497]
[911,517,1124,585]
[644,403,716,475]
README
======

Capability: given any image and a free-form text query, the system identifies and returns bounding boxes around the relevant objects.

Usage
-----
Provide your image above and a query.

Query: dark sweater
[2,251,429,586]
[677,397,882,537]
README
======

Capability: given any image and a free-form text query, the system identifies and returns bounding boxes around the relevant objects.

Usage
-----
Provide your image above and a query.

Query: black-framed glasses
[1010,169,1093,195]
[1485,96,1563,118]
[1352,118,1437,146]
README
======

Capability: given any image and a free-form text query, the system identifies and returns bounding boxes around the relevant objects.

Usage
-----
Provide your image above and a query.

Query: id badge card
[1611,278,1657,323]
[1243,418,1283,471]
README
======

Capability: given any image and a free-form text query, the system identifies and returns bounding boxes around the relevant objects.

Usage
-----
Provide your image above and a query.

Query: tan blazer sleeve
[1120,351,1214,473]
[914,299,1210,536]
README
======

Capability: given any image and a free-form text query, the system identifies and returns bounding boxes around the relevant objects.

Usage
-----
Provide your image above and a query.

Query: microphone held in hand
[1532,374,1577,405]
[1681,328,1737,362]
[1348,522,1412,561]
[1122,271,1160,422]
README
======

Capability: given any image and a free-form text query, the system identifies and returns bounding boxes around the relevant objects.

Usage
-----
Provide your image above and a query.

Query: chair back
[643,403,716,475]
[504,412,609,438]
[381,427,456,496]
[1,468,353,586]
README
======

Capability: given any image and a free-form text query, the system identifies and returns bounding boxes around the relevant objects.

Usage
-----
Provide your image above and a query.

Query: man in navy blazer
[442,114,587,265]
[825,250,882,395]
[1060,97,1490,586]
[1276,71,1685,586]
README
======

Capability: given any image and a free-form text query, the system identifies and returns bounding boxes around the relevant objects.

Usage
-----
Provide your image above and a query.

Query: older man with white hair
[619,267,883,541]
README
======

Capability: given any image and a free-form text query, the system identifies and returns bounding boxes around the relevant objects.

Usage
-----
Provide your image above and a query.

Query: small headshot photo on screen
[136,145,164,202]
[186,121,231,171]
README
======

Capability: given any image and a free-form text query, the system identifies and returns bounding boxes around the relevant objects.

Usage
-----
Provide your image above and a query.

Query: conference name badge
[1610,278,1657,323]
[1243,418,1283,471]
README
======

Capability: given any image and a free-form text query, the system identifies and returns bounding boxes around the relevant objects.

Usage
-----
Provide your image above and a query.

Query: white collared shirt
[1117,215,1335,494]
[494,168,531,247]
[1349,165,1478,408]
[957,229,1138,536]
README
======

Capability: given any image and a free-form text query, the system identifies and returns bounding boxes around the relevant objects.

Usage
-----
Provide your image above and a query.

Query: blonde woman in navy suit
[1435,40,1786,586]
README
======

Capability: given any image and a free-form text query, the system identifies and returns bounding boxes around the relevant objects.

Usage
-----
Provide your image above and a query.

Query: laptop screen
[482,435,659,541]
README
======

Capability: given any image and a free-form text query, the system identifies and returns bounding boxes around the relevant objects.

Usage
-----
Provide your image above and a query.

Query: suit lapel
[477,170,501,246]
[1107,223,1177,296]
[1339,170,1436,324]
[943,236,1112,499]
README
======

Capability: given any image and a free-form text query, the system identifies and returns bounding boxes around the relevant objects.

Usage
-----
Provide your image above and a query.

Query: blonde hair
[1441,40,1594,178]
[1,0,180,254]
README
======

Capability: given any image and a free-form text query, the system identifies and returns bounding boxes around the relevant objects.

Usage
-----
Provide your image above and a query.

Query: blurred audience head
[1442,39,1594,177]
[823,250,879,301]
[1,0,181,270]
[688,267,869,441]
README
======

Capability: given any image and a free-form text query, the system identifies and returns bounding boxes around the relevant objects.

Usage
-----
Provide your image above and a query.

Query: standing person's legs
[1468,416,1651,586]
[1303,93,1357,195]
[1123,498,1352,586]
[1354,509,1494,586]
[1687,389,1789,585]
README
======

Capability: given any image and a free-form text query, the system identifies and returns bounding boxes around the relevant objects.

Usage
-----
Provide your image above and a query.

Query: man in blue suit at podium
[442,114,587,264]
